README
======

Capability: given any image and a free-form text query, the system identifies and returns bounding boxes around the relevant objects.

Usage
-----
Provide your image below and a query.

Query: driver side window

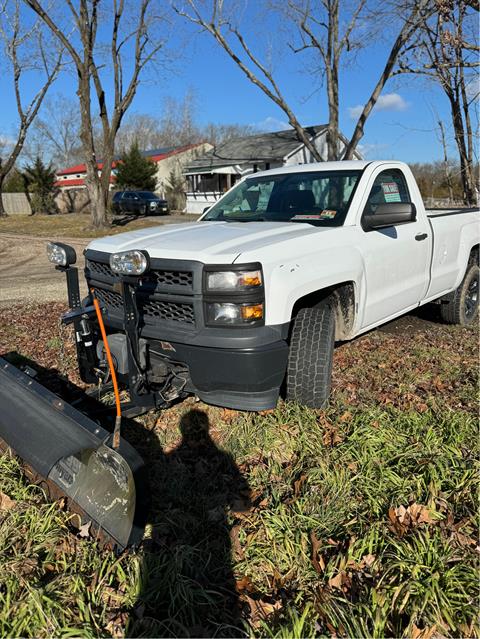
[364,169,410,215]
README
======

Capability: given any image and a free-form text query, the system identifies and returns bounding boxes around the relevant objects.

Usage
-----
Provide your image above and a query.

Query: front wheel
[286,302,335,408]
[440,262,479,326]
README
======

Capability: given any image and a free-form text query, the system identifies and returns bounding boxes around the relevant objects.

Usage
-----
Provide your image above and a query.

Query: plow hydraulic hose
[91,289,122,449]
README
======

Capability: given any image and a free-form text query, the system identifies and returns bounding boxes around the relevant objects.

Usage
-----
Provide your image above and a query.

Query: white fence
[1,193,31,215]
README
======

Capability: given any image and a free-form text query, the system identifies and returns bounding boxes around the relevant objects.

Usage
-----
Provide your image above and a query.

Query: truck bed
[426,207,479,218]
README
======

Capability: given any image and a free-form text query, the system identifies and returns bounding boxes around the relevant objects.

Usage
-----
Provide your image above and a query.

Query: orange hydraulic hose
[91,289,122,449]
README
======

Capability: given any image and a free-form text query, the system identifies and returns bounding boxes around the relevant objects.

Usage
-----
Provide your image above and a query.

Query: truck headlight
[46,241,77,267]
[206,302,263,325]
[205,267,262,291]
[110,250,149,275]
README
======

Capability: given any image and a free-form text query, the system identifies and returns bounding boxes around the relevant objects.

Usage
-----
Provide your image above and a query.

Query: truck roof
[249,160,409,179]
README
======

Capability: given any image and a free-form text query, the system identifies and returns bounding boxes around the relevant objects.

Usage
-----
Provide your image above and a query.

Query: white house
[183,126,363,213]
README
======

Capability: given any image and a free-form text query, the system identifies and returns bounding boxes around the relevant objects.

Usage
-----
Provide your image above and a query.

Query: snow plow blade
[0,357,147,549]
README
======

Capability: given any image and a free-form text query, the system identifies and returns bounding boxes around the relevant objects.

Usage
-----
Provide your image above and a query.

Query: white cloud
[357,142,389,158]
[466,78,479,100]
[348,93,409,120]
[253,116,290,132]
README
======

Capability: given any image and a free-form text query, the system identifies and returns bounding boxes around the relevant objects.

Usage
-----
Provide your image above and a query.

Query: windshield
[137,192,156,199]
[203,170,362,226]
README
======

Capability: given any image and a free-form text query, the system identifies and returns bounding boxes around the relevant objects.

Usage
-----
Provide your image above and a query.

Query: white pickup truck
[49,161,479,412]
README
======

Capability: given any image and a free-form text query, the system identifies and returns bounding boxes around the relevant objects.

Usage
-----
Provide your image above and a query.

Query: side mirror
[202,206,210,214]
[362,202,416,231]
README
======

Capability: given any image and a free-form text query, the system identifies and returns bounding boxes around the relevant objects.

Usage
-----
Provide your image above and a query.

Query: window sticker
[382,182,401,203]
[291,214,325,220]
[320,209,336,219]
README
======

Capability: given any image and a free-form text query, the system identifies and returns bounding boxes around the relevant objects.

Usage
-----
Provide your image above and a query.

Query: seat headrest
[283,189,315,211]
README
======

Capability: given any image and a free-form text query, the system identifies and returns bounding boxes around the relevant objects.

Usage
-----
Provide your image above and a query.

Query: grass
[0,303,478,637]
[0,212,196,239]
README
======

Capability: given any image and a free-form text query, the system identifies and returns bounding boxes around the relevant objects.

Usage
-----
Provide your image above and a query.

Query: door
[120,192,131,214]
[359,168,432,329]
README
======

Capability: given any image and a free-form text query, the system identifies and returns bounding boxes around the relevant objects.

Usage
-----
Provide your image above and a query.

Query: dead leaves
[228,524,241,558]
[244,596,282,628]
[235,575,282,628]
[328,571,351,592]
[105,611,129,639]
[410,623,439,639]
[310,530,326,573]
[0,491,15,511]
[388,503,435,537]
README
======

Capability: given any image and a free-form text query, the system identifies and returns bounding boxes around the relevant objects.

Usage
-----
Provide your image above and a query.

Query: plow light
[110,250,149,275]
[46,242,77,267]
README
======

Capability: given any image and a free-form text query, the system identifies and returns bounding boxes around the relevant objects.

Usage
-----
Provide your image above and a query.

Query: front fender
[264,245,366,329]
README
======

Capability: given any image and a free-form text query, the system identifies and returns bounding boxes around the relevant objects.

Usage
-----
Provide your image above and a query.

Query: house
[55,142,212,199]
[183,125,363,213]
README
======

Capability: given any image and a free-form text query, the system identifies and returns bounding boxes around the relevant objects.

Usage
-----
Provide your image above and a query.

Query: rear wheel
[286,302,335,408]
[440,261,479,326]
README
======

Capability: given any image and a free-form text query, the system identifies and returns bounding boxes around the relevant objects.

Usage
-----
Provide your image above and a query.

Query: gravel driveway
[0,234,90,306]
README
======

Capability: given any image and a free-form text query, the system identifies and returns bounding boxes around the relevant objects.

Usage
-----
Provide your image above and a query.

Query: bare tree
[437,118,455,203]
[28,95,83,167]
[174,1,323,160]
[175,0,432,161]
[0,0,61,217]
[115,113,164,154]
[24,0,169,228]
[203,122,258,146]
[397,0,479,205]
[115,91,260,152]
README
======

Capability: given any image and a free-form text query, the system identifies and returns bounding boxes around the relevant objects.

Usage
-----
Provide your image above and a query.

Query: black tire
[440,262,479,326]
[286,302,335,408]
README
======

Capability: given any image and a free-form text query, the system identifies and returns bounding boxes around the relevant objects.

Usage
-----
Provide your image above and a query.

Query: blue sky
[0,3,464,165]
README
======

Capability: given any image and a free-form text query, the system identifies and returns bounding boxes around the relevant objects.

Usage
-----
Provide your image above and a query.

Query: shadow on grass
[127,408,250,638]
[1,353,250,637]
[111,214,140,227]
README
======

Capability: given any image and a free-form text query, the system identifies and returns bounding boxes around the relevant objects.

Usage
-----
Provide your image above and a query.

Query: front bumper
[81,250,290,411]
[148,337,288,411]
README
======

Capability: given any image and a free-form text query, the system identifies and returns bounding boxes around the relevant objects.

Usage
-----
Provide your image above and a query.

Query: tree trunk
[438,120,454,204]
[447,89,475,206]
[77,74,109,229]
[0,175,6,217]
[326,66,339,161]
[325,0,340,161]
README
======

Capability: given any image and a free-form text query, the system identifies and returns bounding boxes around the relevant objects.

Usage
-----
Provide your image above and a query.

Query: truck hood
[87,221,334,264]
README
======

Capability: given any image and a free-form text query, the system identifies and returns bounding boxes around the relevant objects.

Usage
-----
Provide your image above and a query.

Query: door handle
[415,233,428,241]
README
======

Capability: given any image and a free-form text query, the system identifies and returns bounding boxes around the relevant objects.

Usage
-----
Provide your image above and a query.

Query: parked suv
[112,191,169,216]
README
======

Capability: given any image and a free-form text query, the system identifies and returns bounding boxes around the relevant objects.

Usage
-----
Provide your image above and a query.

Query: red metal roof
[56,143,204,177]
[55,176,116,187]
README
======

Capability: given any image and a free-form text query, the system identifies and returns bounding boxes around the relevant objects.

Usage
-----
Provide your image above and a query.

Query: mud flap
[0,357,148,549]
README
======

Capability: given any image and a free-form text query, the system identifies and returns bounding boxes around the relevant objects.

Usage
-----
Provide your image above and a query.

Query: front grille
[140,299,195,324]
[87,260,115,279]
[87,260,193,290]
[95,288,123,310]
[87,254,198,330]
[154,270,193,288]
[94,288,195,326]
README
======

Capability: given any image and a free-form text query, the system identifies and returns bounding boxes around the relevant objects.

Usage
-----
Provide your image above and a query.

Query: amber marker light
[241,303,264,320]
[239,271,262,287]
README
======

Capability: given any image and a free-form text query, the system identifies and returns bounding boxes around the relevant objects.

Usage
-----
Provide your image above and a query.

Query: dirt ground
[0,233,90,306]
